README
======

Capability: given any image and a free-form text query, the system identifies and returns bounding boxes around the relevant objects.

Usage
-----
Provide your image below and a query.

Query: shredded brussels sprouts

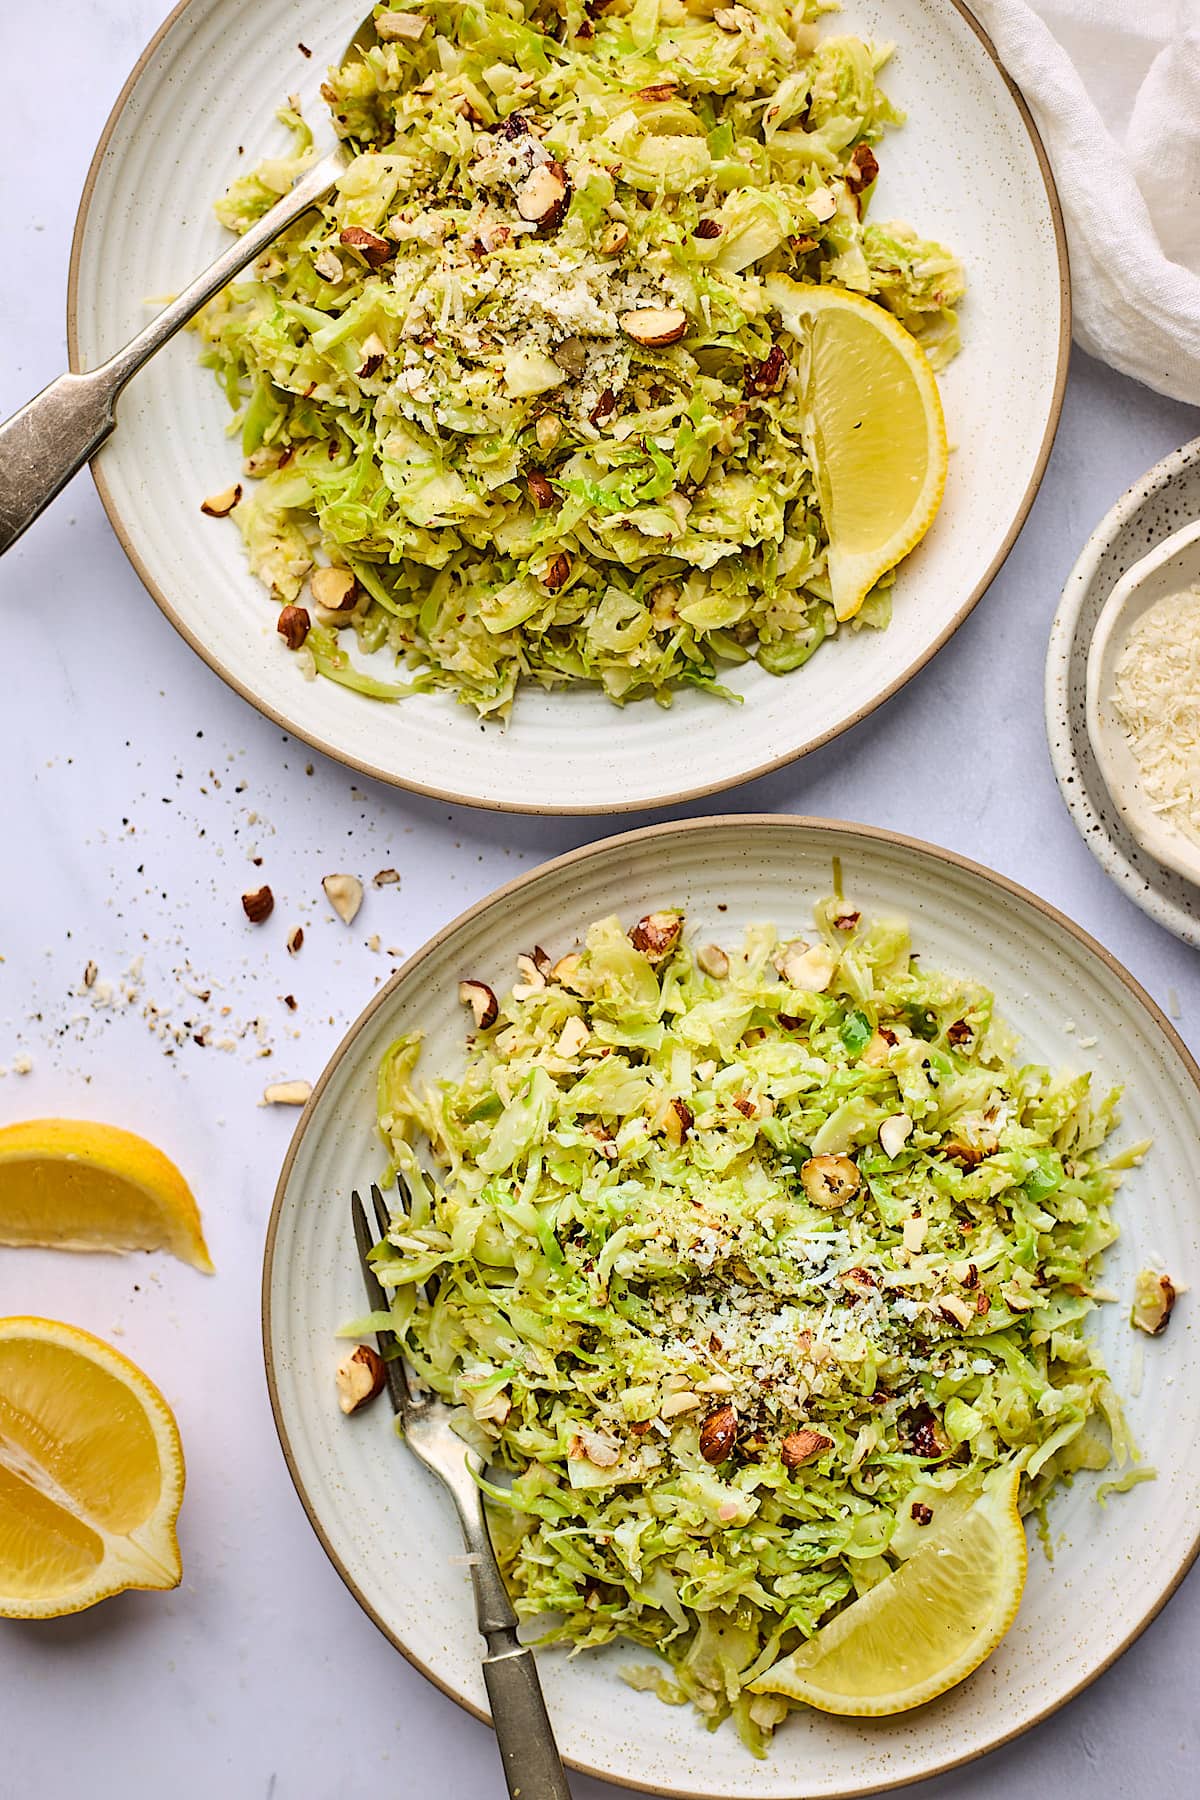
[197,0,964,717]
[364,900,1143,1753]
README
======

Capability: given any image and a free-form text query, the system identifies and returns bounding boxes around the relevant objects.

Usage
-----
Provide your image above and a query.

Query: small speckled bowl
[1047,436,1200,946]
[1085,519,1200,890]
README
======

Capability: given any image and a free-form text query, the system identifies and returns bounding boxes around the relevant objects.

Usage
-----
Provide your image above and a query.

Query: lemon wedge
[0,1119,212,1271]
[766,276,949,622]
[749,1465,1026,1715]
[0,1317,184,1618]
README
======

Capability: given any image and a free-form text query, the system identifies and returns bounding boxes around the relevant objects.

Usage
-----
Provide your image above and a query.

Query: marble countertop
[2,5,1199,1795]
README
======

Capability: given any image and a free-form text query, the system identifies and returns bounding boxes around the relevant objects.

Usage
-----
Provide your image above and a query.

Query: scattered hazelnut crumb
[11,1053,32,1075]
[367,934,381,952]
[241,884,275,924]
[323,873,364,925]
[286,925,304,954]
[261,1080,312,1106]
[373,868,400,887]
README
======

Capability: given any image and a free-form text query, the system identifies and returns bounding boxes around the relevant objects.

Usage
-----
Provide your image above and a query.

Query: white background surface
[1,5,1199,1798]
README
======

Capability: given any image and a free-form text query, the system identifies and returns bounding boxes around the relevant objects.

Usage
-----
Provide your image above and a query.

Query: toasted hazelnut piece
[322,872,364,925]
[839,1266,877,1298]
[598,221,629,256]
[515,953,547,992]
[860,1026,897,1067]
[620,306,688,348]
[277,604,311,650]
[713,6,743,29]
[662,1097,693,1147]
[262,1079,313,1106]
[374,868,400,887]
[937,1293,976,1329]
[336,1344,387,1414]
[630,911,682,961]
[832,907,861,931]
[975,1288,991,1316]
[588,386,616,426]
[339,225,392,268]
[551,951,583,988]
[201,483,242,518]
[241,884,275,924]
[83,960,98,989]
[781,941,837,992]
[696,943,729,979]
[557,1015,590,1058]
[660,1390,702,1419]
[943,1133,992,1167]
[744,344,788,398]
[310,566,359,612]
[878,1112,913,1159]
[946,1018,974,1050]
[902,1211,927,1253]
[650,581,681,629]
[781,1428,832,1471]
[904,1405,948,1459]
[458,979,499,1029]
[910,1501,934,1526]
[806,187,837,224]
[553,336,587,377]
[698,1404,738,1464]
[516,160,571,231]
[845,141,880,197]
[530,945,554,977]
[636,81,677,101]
[569,1429,621,1468]
[313,247,344,283]
[541,552,572,592]
[375,9,430,41]
[1131,1269,1176,1335]
[286,924,304,955]
[357,333,388,378]
[692,218,722,240]
[535,413,563,451]
[527,469,556,510]
[800,1153,861,1210]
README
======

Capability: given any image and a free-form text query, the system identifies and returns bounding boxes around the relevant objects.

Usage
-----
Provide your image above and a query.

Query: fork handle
[481,1636,573,1800]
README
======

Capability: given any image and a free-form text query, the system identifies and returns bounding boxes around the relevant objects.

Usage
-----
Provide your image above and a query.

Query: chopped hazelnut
[516,160,571,231]
[1131,1269,1176,1335]
[357,333,388,378]
[336,1344,386,1414]
[277,604,310,650]
[779,941,837,992]
[458,979,499,1030]
[696,943,729,979]
[535,414,563,451]
[800,1153,861,1210]
[310,566,358,612]
[845,142,880,197]
[551,952,583,988]
[339,225,392,268]
[541,552,572,592]
[373,868,400,887]
[200,484,242,518]
[527,469,556,510]
[781,1428,832,1471]
[262,1079,313,1106]
[629,911,682,961]
[910,1501,934,1526]
[286,925,304,955]
[878,1112,913,1158]
[241,884,274,924]
[619,306,689,348]
[744,344,789,398]
[636,82,678,101]
[322,872,364,925]
[557,1016,590,1058]
[692,218,722,239]
[313,247,344,283]
[662,1097,693,1147]
[598,221,629,256]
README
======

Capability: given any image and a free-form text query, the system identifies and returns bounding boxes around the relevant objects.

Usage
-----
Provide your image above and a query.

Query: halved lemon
[766,275,949,622]
[0,1317,184,1618]
[0,1119,212,1271]
[749,1465,1026,1715]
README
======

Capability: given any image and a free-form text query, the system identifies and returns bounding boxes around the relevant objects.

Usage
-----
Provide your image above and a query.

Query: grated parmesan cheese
[1112,586,1200,842]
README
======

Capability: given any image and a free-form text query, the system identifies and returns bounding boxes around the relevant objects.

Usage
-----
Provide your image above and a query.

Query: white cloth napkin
[969,0,1200,404]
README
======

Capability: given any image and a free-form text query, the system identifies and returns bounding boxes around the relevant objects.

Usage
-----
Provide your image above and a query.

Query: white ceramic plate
[264,816,1200,1799]
[1046,436,1200,948]
[70,0,1067,815]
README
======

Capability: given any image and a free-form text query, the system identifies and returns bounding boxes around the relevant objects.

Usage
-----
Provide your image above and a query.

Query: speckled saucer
[1046,437,1200,946]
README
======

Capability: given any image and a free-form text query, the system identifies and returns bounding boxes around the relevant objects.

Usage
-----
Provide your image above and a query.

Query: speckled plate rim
[262,813,1200,1799]
[1045,435,1200,948]
[67,0,1071,818]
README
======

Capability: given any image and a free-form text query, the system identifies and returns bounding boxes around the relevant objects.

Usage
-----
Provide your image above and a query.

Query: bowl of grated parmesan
[1086,516,1200,888]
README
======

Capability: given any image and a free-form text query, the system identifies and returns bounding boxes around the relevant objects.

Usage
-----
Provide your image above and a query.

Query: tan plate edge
[261,813,1197,1800]
[66,0,1071,818]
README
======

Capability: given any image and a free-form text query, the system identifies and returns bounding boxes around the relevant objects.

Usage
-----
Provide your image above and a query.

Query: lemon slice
[0,1119,212,1271]
[766,275,949,622]
[749,1465,1026,1715]
[0,1317,184,1617]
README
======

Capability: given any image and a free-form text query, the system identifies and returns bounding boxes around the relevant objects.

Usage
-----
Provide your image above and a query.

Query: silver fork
[351,1181,572,1800]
